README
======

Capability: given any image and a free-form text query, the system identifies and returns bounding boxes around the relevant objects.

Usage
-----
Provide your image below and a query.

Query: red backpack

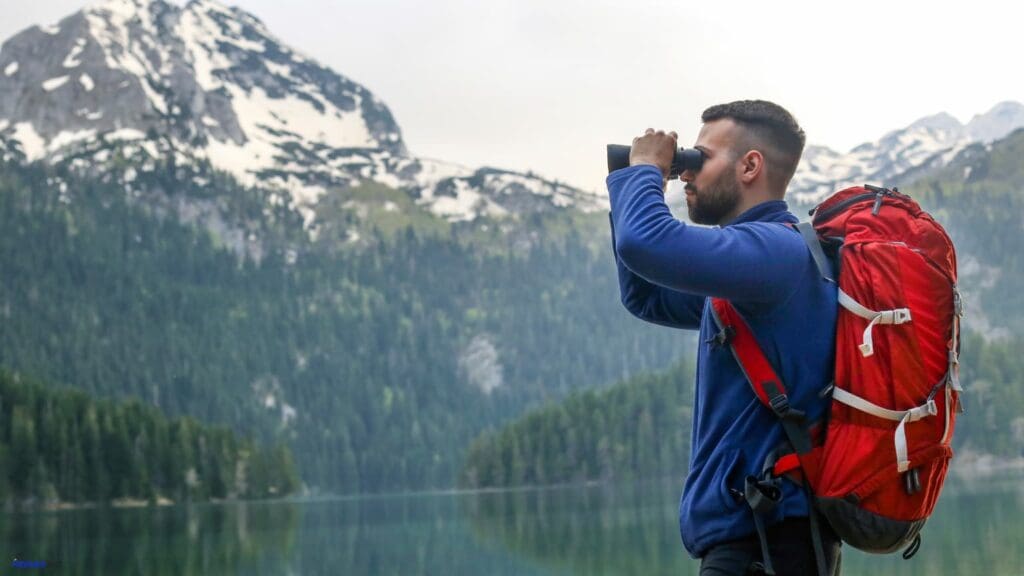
[709,185,963,575]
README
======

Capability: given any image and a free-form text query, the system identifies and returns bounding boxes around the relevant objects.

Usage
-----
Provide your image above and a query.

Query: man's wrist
[606,164,666,202]
[628,158,668,174]
[629,159,663,169]
[608,163,662,181]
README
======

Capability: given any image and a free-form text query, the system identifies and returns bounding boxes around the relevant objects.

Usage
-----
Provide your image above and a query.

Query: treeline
[956,333,1024,458]
[460,360,693,488]
[460,333,1024,488]
[0,153,685,494]
[0,370,298,506]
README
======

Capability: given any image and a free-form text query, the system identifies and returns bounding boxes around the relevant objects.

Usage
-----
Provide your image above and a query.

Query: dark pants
[699,517,842,576]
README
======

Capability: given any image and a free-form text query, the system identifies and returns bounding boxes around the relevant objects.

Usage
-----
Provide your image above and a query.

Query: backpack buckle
[893,308,912,324]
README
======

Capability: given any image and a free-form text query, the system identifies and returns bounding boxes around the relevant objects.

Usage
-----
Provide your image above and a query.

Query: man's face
[681,119,742,226]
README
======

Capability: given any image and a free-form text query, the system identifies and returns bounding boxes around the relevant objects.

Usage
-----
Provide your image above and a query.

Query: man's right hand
[629,128,678,179]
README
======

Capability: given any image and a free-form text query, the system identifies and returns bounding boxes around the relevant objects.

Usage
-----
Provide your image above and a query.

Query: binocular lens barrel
[606,144,704,177]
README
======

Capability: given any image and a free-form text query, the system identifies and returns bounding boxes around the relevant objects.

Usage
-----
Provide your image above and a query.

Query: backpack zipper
[811,192,876,222]
[811,185,895,222]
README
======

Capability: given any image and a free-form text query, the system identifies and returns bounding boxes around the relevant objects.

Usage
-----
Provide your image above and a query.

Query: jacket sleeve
[607,165,807,306]
[610,213,705,329]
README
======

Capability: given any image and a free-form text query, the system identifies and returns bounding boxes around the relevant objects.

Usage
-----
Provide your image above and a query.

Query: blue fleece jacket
[607,165,837,557]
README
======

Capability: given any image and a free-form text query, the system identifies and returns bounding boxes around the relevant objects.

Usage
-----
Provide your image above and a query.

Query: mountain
[788,101,1024,205]
[2,0,1019,496]
[0,0,687,494]
[0,0,602,231]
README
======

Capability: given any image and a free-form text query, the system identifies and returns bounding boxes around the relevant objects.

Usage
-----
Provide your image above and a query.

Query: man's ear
[738,150,764,184]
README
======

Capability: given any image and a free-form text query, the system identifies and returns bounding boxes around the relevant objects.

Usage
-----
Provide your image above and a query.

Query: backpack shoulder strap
[708,297,830,576]
[708,298,813,455]
[790,222,835,283]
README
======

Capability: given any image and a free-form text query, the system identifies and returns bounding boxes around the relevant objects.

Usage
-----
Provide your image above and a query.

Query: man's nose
[680,169,696,183]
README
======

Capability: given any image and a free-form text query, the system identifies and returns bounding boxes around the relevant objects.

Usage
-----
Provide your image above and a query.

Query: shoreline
[14,452,1023,513]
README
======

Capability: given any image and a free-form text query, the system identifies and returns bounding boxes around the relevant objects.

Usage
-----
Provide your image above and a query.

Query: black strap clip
[742,475,783,576]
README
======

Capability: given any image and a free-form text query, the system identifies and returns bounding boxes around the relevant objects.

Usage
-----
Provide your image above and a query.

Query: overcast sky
[4,0,1024,193]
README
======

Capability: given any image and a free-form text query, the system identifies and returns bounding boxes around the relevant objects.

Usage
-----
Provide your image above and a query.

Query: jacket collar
[723,200,796,226]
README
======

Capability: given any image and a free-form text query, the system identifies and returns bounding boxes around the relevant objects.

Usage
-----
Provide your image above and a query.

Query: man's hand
[629,128,678,180]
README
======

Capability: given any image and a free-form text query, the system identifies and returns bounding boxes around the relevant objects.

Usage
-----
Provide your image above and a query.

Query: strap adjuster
[764,385,806,422]
[767,389,802,418]
[768,391,790,415]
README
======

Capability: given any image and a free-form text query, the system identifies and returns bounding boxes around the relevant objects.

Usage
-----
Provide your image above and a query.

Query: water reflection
[468,479,700,573]
[0,472,1020,575]
[465,472,1024,576]
[467,481,691,575]
[0,502,297,575]
[300,493,547,575]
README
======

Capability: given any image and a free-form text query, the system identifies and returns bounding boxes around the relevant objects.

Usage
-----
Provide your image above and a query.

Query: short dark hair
[701,100,806,193]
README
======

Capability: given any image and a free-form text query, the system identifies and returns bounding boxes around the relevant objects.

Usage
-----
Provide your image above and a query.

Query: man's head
[681,100,805,225]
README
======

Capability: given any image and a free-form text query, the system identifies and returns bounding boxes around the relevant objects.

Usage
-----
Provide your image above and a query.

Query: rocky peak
[0,0,403,161]
[0,0,603,229]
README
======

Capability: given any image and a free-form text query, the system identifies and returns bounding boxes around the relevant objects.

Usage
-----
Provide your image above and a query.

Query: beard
[685,168,741,225]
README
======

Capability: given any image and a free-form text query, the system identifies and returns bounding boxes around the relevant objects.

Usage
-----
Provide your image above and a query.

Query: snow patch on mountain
[62,38,87,68]
[42,75,70,91]
[0,0,637,228]
[10,123,45,160]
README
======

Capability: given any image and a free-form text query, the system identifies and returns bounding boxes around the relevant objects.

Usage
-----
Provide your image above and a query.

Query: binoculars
[606,144,704,177]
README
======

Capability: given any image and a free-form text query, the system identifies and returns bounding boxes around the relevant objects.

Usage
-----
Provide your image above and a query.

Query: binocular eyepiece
[606,144,704,177]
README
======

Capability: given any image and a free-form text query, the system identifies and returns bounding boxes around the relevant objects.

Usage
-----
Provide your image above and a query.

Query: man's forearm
[606,165,806,304]
[610,212,704,329]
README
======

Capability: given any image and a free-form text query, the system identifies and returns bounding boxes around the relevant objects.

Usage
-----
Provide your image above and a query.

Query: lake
[2,470,1021,575]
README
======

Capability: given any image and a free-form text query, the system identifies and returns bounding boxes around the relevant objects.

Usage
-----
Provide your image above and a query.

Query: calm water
[2,471,1021,575]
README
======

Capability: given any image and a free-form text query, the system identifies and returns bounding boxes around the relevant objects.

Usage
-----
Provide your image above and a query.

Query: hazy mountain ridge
[789,101,1024,205]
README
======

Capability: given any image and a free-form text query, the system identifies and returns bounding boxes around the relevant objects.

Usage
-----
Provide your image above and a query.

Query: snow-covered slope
[0,0,602,228]
[790,102,1024,205]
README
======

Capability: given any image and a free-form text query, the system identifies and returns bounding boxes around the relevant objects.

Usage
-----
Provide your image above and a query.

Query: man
[607,100,841,575]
